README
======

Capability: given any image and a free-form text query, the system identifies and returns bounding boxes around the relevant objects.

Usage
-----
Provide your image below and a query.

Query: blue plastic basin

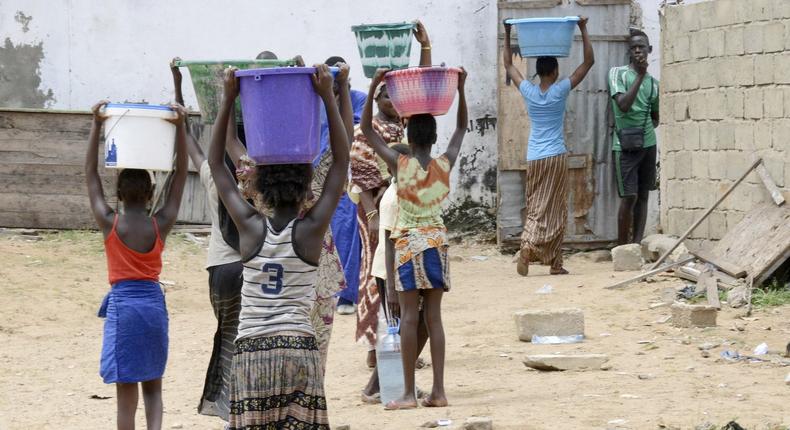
[506,16,580,57]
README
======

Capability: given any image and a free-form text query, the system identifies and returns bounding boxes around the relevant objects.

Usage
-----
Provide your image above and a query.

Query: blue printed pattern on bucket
[105,138,118,167]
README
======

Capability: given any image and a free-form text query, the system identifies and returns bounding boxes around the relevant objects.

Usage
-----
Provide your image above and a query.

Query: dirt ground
[0,230,788,430]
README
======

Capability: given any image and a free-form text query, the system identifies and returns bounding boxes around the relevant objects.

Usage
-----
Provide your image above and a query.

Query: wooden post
[650,158,764,270]
[605,256,695,289]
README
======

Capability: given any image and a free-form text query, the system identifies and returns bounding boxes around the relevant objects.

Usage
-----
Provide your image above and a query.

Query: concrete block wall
[659,0,790,240]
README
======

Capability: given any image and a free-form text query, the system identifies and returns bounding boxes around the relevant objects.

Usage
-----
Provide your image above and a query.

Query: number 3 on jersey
[260,263,284,294]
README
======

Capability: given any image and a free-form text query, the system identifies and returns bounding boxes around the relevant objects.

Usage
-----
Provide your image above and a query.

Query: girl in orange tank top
[86,100,188,430]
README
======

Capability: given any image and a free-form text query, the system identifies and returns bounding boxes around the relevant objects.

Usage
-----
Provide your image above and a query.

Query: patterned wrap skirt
[98,279,168,384]
[521,153,569,267]
[228,333,329,430]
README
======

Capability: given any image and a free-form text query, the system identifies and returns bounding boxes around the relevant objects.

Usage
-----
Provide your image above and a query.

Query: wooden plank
[496,38,530,171]
[709,203,790,286]
[575,0,631,5]
[605,257,695,290]
[499,0,562,9]
[691,248,747,278]
[699,272,721,309]
[0,173,114,195]
[650,158,763,269]
[755,163,786,206]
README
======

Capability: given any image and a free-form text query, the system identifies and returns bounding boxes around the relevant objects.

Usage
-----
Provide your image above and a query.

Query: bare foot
[550,267,569,275]
[360,390,380,404]
[366,350,376,368]
[421,394,449,407]
[516,250,529,276]
[384,396,418,410]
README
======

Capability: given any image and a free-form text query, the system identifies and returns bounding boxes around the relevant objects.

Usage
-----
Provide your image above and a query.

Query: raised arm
[224,103,246,167]
[85,101,114,236]
[171,57,207,169]
[360,69,400,174]
[303,65,350,233]
[444,68,468,168]
[209,67,263,257]
[335,63,355,143]
[503,21,524,89]
[569,17,594,89]
[414,20,432,66]
[154,105,189,237]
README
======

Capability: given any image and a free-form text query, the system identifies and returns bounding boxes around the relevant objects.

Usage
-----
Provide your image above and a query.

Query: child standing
[361,67,468,410]
[86,101,188,429]
[209,65,347,428]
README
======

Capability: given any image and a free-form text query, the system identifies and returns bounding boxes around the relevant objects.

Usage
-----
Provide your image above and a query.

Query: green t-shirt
[608,65,659,151]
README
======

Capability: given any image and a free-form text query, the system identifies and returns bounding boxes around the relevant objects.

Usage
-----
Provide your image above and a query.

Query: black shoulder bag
[616,77,653,152]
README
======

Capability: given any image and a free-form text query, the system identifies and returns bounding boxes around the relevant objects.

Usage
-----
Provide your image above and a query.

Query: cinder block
[781,1,790,19]
[745,88,764,119]
[676,151,692,179]
[673,94,689,121]
[755,120,772,150]
[707,29,725,57]
[708,151,727,180]
[772,119,790,152]
[775,53,790,84]
[725,26,744,55]
[680,5,700,32]
[689,93,707,120]
[612,244,643,271]
[513,308,584,342]
[744,24,765,54]
[733,56,755,86]
[668,208,694,237]
[762,156,785,188]
[707,91,727,120]
[688,209,710,239]
[783,88,790,117]
[708,211,728,240]
[713,0,744,27]
[754,54,775,85]
[663,65,682,92]
[691,31,708,59]
[662,125,681,153]
[699,60,717,89]
[725,151,749,181]
[691,151,708,179]
[764,89,784,119]
[523,354,609,372]
[715,57,735,87]
[785,21,790,50]
[734,121,754,146]
[747,0,774,22]
[667,178,684,207]
[725,89,745,119]
[681,63,699,91]
[683,122,700,150]
[763,22,785,53]
[716,122,736,150]
[699,122,717,150]
[671,302,717,328]
[674,35,691,62]
[664,152,677,179]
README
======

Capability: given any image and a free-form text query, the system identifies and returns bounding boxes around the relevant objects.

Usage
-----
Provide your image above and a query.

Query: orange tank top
[105,215,164,285]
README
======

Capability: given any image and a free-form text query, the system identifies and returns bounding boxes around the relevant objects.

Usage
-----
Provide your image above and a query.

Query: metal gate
[496,0,634,248]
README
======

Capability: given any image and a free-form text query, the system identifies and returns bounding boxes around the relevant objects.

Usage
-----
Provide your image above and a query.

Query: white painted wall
[2,0,665,209]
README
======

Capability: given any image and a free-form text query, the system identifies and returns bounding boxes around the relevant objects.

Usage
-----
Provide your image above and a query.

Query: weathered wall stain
[466,114,497,137]
[14,11,33,33]
[0,37,55,108]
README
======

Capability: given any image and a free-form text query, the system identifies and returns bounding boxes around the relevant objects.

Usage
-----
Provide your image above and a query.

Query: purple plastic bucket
[236,67,321,165]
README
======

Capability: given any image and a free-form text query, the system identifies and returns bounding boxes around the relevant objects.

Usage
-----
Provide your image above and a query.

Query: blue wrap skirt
[98,280,168,384]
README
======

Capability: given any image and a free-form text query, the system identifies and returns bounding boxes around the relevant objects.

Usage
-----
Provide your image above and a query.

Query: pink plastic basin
[384,66,461,118]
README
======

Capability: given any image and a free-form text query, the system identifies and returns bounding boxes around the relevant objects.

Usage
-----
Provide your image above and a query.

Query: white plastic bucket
[103,103,177,171]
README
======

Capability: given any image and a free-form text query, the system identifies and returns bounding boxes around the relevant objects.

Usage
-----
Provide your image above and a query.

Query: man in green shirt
[608,29,660,245]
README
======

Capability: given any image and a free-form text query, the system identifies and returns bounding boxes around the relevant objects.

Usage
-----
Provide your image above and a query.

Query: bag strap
[642,76,654,129]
